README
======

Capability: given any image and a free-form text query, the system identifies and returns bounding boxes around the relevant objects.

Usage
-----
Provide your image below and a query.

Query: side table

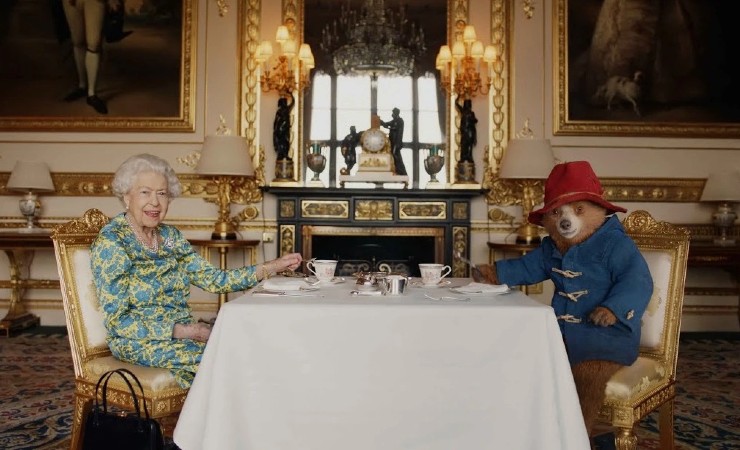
[189,239,260,310]
[686,239,740,325]
[0,231,57,337]
[487,241,541,295]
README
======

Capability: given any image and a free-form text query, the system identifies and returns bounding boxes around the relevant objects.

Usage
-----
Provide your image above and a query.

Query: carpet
[0,332,73,450]
[0,330,738,449]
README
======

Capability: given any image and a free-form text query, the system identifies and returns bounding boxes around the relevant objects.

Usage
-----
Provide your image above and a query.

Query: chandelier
[257,25,315,95]
[436,25,496,99]
[320,0,426,76]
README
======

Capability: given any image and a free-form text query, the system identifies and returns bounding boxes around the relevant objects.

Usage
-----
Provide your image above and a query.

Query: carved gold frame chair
[52,209,188,450]
[597,210,690,449]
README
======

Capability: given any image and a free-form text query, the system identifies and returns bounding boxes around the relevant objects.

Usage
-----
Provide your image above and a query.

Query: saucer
[411,280,451,288]
[305,276,346,285]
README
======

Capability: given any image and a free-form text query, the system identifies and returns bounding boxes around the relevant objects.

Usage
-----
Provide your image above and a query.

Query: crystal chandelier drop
[320,0,426,76]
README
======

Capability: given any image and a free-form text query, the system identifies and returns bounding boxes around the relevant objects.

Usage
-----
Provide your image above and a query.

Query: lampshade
[499,139,555,179]
[700,170,740,202]
[7,161,55,192]
[196,135,253,176]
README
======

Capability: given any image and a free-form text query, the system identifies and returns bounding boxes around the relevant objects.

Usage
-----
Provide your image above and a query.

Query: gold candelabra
[256,25,314,95]
[436,25,497,99]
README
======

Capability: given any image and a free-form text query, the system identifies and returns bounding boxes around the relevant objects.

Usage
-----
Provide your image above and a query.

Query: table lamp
[700,170,740,246]
[498,123,555,244]
[196,134,253,240]
[6,161,55,232]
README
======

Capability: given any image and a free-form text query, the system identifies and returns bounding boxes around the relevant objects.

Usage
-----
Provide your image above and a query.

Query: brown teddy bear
[476,161,653,441]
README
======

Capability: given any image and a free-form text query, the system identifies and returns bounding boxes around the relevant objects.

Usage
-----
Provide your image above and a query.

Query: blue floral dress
[90,213,259,387]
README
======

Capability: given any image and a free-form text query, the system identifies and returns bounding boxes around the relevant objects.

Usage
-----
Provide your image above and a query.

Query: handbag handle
[93,368,152,427]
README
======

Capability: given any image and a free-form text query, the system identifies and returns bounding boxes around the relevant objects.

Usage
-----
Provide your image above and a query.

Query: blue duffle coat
[496,215,653,366]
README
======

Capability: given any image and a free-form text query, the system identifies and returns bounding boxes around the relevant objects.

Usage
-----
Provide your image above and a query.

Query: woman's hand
[263,253,303,276]
[173,322,211,342]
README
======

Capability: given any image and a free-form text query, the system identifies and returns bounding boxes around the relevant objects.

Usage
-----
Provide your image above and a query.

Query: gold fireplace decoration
[355,200,393,221]
[485,176,705,209]
[301,200,349,219]
[398,202,447,220]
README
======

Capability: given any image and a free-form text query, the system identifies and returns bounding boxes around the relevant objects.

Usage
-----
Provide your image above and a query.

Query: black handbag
[81,368,165,450]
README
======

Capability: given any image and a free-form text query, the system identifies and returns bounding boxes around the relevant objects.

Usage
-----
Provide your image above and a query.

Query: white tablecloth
[174,279,589,450]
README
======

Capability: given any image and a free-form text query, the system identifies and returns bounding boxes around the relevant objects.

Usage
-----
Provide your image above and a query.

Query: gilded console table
[0,231,56,337]
[487,241,542,295]
[686,239,740,325]
[189,239,260,309]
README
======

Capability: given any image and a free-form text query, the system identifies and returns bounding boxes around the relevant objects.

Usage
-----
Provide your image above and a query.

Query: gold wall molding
[486,177,706,207]
[0,172,263,203]
[215,0,229,16]
[522,0,535,19]
[482,0,510,189]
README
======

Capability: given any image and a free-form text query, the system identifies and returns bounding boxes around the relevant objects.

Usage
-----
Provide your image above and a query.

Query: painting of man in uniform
[0,0,185,125]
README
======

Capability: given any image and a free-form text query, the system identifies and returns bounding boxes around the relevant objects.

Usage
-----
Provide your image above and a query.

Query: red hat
[528,161,627,226]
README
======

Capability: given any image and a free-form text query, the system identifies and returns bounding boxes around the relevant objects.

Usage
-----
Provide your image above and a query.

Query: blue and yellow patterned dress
[90,213,259,387]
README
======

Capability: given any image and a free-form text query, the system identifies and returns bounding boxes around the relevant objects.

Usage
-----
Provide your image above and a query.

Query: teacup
[306,259,338,283]
[418,263,452,286]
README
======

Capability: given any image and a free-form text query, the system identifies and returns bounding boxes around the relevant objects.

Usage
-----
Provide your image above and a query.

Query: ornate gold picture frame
[553,0,740,137]
[0,0,195,132]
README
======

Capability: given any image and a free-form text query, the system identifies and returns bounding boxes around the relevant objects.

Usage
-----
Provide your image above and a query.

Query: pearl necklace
[125,213,159,253]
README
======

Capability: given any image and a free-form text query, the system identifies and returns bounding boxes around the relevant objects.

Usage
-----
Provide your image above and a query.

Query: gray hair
[111,154,182,200]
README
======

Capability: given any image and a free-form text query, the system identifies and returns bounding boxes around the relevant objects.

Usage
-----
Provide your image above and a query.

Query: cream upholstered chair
[597,210,690,450]
[52,209,188,450]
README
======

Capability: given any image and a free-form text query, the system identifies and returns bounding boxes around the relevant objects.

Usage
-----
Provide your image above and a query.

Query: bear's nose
[560,219,571,230]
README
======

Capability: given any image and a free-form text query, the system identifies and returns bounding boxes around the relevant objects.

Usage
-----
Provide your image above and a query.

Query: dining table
[173,277,590,450]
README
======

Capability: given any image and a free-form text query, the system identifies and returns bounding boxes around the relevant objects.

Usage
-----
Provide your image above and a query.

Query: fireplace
[266,186,482,278]
[303,226,444,276]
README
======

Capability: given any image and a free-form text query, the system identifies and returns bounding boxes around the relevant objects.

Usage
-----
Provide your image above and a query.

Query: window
[306,72,445,188]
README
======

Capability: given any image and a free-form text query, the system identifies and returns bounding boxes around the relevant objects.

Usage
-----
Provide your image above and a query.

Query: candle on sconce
[311,143,322,154]
[429,146,438,156]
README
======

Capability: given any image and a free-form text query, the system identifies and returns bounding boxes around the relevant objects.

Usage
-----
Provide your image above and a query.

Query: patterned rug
[0,332,74,450]
[0,331,738,449]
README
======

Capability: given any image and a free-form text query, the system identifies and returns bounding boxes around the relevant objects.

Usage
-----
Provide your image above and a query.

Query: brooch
[626,309,635,320]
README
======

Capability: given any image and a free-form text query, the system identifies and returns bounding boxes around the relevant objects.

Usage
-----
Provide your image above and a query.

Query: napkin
[262,278,309,291]
[453,282,509,294]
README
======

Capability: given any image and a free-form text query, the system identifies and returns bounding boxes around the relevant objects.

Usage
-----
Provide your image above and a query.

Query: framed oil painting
[554,0,740,137]
[0,0,195,132]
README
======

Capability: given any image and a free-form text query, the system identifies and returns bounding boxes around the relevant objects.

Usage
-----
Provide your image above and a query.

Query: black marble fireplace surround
[265,187,483,277]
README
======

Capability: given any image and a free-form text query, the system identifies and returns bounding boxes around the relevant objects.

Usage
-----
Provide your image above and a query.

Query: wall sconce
[256,25,315,95]
[436,24,496,184]
[7,161,55,231]
[700,170,740,246]
[196,126,253,240]
[498,121,555,244]
[436,25,496,99]
[256,24,314,182]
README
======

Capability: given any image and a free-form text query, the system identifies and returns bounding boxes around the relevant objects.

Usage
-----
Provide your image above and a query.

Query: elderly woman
[91,154,302,388]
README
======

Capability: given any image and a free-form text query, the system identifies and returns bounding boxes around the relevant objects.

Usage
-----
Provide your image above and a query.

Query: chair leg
[158,411,181,438]
[658,399,675,450]
[615,427,637,450]
[70,393,91,450]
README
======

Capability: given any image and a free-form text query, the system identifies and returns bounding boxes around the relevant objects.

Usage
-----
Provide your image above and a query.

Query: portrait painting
[554,0,740,137]
[0,0,194,132]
